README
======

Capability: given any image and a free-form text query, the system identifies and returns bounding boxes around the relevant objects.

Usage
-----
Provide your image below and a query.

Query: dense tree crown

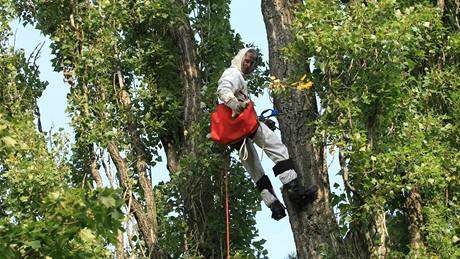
[275,0,459,257]
[0,0,459,258]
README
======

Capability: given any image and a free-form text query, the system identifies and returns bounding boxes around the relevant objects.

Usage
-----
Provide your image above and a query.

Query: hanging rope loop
[238,137,249,161]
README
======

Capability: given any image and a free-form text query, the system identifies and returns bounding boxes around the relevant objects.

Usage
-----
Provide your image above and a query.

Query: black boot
[269,200,286,220]
[284,179,318,209]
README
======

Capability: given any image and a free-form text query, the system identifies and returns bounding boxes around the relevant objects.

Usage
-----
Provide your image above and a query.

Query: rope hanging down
[220,108,280,258]
[224,149,230,259]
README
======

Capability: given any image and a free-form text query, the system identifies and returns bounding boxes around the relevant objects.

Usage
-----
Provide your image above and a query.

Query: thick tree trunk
[344,226,370,259]
[163,4,217,257]
[405,188,424,257]
[170,2,202,155]
[368,208,388,258]
[345,208,387,258]
[261,1,344,258]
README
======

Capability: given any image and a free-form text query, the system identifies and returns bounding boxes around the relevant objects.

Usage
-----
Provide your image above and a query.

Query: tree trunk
[261,0,344,258]
[107,143,165,259]
[345,208,387,258]
[368,207,388,258]
[163,3,217,257]
[170,1,202,155]
[405,188,424,257]
[115,70,159,247]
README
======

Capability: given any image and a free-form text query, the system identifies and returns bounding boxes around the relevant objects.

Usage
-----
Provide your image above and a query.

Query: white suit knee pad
[273,159,298,185]
[256,175,277,206]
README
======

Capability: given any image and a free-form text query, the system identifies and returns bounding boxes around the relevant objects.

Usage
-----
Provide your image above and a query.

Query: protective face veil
[230,48,258,75]
[218,48,257,104]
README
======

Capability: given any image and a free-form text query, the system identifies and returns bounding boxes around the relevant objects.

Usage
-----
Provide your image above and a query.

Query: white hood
[230,47,253,72]
[217,48,256,103]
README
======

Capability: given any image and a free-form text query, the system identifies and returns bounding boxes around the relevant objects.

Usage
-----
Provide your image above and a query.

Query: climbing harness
[257,108,279,161]
[236,108,279,162]
[258,108,279,131]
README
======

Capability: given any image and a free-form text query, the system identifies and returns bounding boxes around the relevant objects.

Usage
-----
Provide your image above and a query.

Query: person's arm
[217,69,247,114]
[217,69,239,103]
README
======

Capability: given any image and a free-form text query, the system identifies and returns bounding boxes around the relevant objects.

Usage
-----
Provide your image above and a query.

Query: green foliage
[0,187,124,258]
[287,0,460,257]
[156,152,266,258]
[0,9,123,257]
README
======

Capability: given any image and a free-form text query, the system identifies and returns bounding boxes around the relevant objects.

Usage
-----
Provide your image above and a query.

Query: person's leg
[239,138,286,220]
[252,123,318,208]
[252,123,297,183]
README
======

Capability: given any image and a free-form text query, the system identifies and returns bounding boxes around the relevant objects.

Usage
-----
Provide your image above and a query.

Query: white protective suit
[217,48,298,207]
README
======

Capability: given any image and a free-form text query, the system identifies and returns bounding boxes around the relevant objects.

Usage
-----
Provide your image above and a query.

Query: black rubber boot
[284,179,318,209]
[269,200,286,220]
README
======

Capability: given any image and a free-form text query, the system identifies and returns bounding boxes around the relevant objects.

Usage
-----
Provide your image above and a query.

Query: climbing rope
[223,148,230,259]
[220,106,280,259]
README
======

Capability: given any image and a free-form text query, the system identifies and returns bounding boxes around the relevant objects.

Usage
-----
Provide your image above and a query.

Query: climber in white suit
[217,48,318,220]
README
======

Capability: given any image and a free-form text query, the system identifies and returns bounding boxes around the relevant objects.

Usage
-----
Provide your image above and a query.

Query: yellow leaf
[300,74,307,81]
[297,81,313,90]
[100,0,110,7]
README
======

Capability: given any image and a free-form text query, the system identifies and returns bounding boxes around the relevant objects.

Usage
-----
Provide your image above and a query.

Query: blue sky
[11,1,342,258]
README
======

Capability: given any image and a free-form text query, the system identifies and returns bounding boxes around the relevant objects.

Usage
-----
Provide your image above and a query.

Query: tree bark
[170,1,202,155]
[107,143,166,259]
[261,0,344,258]
[89,145,103,188]
[405,188,424,257]
[163,3,217,257]
[116,230,125,259]
[345,207,388,258]
[116,70,159,243]
[369,207,388,258]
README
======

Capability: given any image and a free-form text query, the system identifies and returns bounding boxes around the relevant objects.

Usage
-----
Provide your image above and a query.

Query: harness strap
[255,175,273,192]
[273,159,295,177]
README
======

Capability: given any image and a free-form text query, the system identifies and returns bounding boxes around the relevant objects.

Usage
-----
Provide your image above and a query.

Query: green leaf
[26,240,41,249]
[100,196,116,208]
[453,236,460,243]
[2,136,17,146]
[79,228,96,242]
